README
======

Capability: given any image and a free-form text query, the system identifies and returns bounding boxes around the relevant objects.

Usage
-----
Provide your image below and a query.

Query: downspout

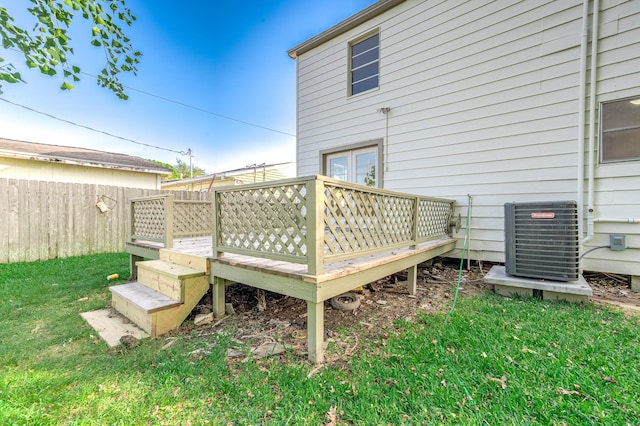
[583,0,600,245]
[378,106,391,173]
[576,0,589,247]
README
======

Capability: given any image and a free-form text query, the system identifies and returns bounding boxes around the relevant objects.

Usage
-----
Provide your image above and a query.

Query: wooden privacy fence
[0,178,210,264]
[213,175,456,274]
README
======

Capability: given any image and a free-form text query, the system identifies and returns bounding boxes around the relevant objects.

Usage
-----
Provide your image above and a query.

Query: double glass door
[325,147,377,187]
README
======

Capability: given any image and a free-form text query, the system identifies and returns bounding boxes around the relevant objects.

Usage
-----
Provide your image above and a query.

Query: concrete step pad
[110,282,181,313]
[81,308,149,347]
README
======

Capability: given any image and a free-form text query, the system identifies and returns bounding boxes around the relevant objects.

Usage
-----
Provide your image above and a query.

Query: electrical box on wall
[609,234,626,251]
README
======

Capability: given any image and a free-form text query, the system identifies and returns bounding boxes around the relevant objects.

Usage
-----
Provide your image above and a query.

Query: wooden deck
[124,175,458,363]
[127,235,456,363]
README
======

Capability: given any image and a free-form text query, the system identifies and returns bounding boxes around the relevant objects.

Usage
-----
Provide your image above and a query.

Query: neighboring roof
[0,138,171,175]
[161,162,296,187]
[287,0,406,59]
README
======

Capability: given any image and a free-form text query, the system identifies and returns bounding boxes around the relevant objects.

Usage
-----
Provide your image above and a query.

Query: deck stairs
[109,250,210,338]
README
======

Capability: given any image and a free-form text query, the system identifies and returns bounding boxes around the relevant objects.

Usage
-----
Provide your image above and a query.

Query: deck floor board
[131,236,456,283]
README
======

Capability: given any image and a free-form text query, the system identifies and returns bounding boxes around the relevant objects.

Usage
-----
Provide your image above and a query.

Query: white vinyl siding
[294,0,640,276]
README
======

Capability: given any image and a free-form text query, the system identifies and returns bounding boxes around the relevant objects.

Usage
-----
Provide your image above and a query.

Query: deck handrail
[173,200,212,238]
[212,175,455,274]
[130,194,174,248]
[130,195,213,248]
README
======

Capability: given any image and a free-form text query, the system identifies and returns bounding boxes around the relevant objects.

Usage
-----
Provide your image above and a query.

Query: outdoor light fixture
[630,98,640,105]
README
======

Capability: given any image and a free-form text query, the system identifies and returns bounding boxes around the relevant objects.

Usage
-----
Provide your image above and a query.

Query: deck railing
[130,194,212,248]
[213,175,455,274]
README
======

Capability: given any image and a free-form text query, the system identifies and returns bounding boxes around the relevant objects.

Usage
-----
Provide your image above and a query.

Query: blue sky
[0,1,377,173]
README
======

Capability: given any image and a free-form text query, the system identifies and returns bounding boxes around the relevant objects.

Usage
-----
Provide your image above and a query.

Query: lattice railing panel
[417,199,453,241]
[131,197,166,241]
[174,201,212,237]
[323,183,415,257]
[216,183,308,258]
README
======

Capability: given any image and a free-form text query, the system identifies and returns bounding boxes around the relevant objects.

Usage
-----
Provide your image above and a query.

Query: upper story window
[350,33,379,96]
[600,97,640,163]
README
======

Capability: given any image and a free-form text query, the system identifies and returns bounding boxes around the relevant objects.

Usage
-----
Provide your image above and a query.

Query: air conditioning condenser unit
[504,201,579,282]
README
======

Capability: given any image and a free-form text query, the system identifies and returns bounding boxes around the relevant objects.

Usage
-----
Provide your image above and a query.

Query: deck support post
[212,276,226,318]
[306,178,324,275]
[307,300,324,364]
[164,194,174,249]
[407,264,418,295]
[129,254,143,280]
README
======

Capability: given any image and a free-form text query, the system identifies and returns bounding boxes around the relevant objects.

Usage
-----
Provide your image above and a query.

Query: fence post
[411,196,419,249]
[306,177,324,275]
[211,191,222,258]
[130,198,136,243]
[164,194,174,249]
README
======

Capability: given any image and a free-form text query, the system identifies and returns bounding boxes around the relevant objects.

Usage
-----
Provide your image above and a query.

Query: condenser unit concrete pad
[485,265,592,302]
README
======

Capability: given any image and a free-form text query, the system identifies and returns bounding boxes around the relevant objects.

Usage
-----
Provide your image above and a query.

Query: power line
[79,71,296,138]
[127,85,296,138]
[6,47,296,138]
[0,97,187,155]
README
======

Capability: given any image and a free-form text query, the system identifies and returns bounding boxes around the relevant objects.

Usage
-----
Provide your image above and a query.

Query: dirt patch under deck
[182,258,640,364]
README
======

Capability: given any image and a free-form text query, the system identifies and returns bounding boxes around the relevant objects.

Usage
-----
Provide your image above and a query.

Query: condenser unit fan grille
[505,201,579,282]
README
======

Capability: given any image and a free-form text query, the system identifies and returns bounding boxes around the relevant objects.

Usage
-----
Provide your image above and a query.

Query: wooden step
[137,259,207,302]
[160,248,210,274]
[110,282,181,336]
[110,274,210,338]
[138,259,205,279]
[110,282,181,314]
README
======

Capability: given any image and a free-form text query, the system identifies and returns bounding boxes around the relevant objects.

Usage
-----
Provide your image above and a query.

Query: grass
[0,253,639,424]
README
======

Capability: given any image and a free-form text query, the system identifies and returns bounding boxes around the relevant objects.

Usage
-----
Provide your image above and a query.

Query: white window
[325,146,378,187]
[350,33,379,96]
[600,97,640,163]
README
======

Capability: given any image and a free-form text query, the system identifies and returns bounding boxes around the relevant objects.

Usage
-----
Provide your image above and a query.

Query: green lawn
[1,253,638,424]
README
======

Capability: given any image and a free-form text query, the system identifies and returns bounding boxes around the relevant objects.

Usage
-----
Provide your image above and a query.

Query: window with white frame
[324,145,379,187]
[350,32,379,96]
[600,97,640,163]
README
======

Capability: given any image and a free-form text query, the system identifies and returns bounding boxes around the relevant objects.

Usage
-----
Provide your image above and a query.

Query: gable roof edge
[0,138,171,175]
[287,0,406,59]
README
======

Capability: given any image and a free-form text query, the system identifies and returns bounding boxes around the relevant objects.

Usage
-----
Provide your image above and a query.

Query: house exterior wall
[0,157,162,189]
[294,0,640,276]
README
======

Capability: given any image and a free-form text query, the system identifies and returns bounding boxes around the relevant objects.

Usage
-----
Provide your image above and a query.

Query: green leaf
[60,81,74,91]
[1,1,140,99]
